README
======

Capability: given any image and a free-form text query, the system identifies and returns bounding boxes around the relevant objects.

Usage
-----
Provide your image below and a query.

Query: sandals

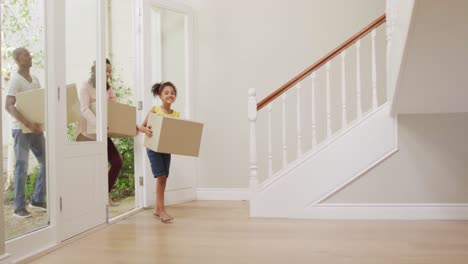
[159,212,174,223]
[153,209,174,223]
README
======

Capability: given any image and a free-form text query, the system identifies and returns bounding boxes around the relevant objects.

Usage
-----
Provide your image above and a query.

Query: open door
[138,0,196,207]
[52,0,108,240]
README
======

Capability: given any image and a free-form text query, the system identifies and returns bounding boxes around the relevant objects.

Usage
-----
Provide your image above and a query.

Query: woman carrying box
[78,59,122,206]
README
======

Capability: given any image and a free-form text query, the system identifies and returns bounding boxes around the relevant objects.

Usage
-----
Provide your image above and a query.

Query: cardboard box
[67,84,80,124]
[88,101,137,138]
[16,88,45,133]
[108,101,137,138]
[144,112,203,157]
[16,85,81,133]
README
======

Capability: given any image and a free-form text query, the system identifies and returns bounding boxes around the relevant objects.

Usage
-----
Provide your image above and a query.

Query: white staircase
[248,10,398,219]
[251,103,397,218]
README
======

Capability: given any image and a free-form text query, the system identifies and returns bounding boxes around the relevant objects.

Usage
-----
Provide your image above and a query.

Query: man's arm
[5,95,41,133]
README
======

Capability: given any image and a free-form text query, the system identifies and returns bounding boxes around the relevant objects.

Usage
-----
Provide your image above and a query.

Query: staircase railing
[249,12,394,195]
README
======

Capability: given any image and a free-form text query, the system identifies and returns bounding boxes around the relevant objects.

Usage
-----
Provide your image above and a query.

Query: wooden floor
[29,201,468,264]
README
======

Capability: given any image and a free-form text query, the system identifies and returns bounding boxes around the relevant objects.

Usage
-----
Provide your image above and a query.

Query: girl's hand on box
[143,125,153,137]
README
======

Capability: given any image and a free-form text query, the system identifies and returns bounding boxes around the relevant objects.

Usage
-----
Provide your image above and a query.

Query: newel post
[248,89,259,195]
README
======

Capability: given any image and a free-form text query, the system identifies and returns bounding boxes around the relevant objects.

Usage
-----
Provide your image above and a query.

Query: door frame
[108,0,146,222]
[137,0,196,207]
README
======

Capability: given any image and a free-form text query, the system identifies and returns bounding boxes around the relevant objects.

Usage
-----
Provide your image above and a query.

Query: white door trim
[138,0,196,208]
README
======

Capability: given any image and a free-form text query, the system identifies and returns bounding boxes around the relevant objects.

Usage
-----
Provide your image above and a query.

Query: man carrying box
[4,47,46,218]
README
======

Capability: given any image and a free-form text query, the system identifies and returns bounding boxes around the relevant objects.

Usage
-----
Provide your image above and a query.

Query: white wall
[326,113,468,203]
[392,0,468,114]
[184,0,386,188]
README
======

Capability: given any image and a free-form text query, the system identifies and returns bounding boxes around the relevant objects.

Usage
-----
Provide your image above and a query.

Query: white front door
[137,0,196,206]
[52,0,108,241]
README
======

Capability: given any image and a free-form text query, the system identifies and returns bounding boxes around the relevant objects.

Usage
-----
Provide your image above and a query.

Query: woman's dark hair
[151,81,177,97]
[89,58,111,90]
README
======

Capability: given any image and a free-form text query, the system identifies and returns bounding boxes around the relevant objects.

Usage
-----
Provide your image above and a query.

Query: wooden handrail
[257,14,386,111]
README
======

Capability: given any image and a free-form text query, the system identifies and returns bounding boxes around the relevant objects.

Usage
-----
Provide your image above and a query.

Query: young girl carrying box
[139,82,179,223]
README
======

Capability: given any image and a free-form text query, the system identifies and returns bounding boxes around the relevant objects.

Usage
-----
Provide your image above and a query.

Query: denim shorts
[147,149,171,178]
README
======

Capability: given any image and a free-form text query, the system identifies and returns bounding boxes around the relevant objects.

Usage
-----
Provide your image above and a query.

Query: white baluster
[248,89,258,193]
[371,29,378,110]
[267,103,273,178]
[356,40,362,119]
[341,51,347,127]
[282,93,287,169]
[296,83,302,157]
[386,22,392,103]
[311,72,318,148]
[326,62,332,138]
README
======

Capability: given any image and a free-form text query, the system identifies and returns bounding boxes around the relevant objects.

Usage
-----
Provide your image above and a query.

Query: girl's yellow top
[152,105,180,118]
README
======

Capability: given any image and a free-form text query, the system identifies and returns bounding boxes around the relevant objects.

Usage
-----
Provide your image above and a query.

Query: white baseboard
[145,188,196,208]
[196,188,249,201]
[0,253,11,264]
[165,188,196,206]
[299,203,468,220]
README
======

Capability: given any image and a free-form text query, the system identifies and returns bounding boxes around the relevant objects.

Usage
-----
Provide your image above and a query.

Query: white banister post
[356,40,363,119]
[248,89,258,193]
[296,83,302,157]
[281,93,288,169]
[267,103,273,178]
[326,62,332,138]
[341,51,347,128]
[371,29,378,110]
[311,72,318,148]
